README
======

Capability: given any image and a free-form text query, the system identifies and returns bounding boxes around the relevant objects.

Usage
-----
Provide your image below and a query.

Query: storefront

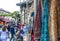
[0,17,10,27]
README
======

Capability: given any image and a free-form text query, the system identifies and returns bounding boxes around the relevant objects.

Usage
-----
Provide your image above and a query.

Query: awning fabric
[0,17,10,22]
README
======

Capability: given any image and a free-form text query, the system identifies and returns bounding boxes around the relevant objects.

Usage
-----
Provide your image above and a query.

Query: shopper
[0,26,9,41]
[16,29,23,41]
[7,25,10,32]
[18,23,23,30]
[10,24,15,41]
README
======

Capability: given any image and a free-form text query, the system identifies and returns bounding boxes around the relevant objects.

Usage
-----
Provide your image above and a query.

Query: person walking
[10,24,15,41]
[7,25,10,32]
[18,23,23,30]
[0,26,9,41]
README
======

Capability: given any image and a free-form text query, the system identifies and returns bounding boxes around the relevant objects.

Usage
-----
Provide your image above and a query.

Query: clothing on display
[49,0,58,41]
[40,0,50,41]
[33,0,41,41]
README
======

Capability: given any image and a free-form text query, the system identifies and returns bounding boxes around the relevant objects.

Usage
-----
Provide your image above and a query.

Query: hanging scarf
[33,0,42,41]
[40,0,50,41]
[57,0,60,41]
[49,0,58,41]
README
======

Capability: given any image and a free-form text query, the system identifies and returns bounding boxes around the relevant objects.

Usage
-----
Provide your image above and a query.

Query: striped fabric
[49,0,58,41]
[40,0,50,41]
[33,0,42,41]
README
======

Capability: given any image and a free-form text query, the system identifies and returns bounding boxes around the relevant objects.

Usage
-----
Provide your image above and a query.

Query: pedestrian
[7,25,10,32]
[10,24,15,41]
[16,29,23,41]
[7,25,11,38]
[18,23,22,30]
[0,25,9,41]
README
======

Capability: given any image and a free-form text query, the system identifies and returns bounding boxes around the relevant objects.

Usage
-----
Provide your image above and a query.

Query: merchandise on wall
[40,0,50,41]
[32,0,59,41]
[57,0,60,41]
[33,0,41,41]
[49,0,58,41]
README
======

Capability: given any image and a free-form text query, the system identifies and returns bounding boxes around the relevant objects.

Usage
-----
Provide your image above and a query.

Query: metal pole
[26,0,29,9]
[20,0,22,24]
[24,8,25,23]
[26,0,29,24]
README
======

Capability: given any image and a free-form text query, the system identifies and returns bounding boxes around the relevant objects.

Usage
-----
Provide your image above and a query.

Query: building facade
[0,8,10,14]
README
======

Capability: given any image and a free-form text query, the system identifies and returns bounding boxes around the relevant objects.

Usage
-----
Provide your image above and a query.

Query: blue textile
[40,0,50,41]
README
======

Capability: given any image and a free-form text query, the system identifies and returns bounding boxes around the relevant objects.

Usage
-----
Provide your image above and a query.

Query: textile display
[49,0,58,41]
[56,0,60,41]
[33,0,42,41]
[40,0,50,41]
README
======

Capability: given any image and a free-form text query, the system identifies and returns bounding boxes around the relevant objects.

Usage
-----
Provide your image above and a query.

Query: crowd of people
[0,23,30,41]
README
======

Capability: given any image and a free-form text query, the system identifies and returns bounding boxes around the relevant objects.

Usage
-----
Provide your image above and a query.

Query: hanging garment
[57,0,60,41]
[31,30,35,41]
[49,0,58,41]
[33,0,42,41]
[40,0,50,41]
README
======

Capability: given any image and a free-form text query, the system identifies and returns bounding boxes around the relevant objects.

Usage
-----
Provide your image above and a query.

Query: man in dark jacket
[7,25,10,32]
[10,24,15,41]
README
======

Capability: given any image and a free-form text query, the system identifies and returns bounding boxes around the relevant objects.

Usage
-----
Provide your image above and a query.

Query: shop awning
[0,16,10,22]
[2,19,10,22]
